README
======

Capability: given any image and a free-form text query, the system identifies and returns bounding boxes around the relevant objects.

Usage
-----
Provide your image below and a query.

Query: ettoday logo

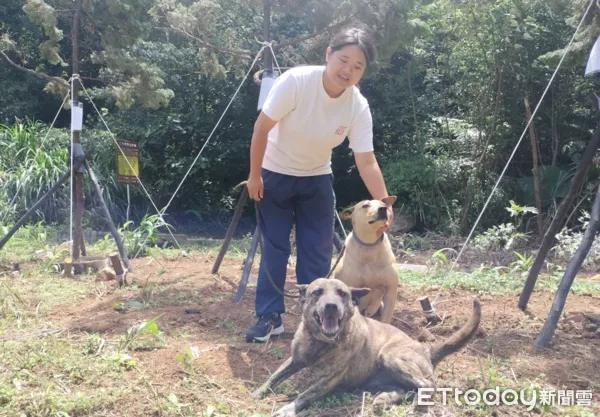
[417,387,593,410]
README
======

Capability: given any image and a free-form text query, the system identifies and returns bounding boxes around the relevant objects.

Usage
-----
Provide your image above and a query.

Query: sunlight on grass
[0,336,132,416]
[398,267,600,296]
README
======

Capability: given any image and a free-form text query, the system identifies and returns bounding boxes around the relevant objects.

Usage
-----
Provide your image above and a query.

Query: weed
[176,346,202,375]
[268,346,286,359]
[510,251,534,274]
[118,315,166,352]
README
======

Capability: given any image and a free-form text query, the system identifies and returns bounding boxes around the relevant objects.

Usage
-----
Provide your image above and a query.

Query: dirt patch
[42,252,600,415]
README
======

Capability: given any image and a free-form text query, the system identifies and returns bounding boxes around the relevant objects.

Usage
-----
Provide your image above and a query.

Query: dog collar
[352,231,385,247]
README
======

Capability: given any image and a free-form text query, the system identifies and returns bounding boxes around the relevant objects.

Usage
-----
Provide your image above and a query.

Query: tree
[151,0,420,77]
[1,0,174,109]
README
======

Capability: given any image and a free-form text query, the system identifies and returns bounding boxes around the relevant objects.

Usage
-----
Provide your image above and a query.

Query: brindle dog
[252,278,481,417]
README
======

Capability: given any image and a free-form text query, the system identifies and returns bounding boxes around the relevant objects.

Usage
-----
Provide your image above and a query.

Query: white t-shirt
[260,65,374,177]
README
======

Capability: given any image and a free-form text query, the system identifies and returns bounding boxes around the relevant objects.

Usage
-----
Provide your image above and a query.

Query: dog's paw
[372,394,392,414]
[272,403,297,417]
[372,390,405,414]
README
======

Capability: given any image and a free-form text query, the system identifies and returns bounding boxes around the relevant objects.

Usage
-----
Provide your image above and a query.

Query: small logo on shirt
[335,126,347,135]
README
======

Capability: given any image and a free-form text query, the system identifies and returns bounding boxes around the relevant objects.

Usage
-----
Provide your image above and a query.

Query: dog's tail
[429,297,481,367]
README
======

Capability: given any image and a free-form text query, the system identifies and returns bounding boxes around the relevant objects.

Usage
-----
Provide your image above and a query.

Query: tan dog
[252,278,482,417]
[333,196,398,324]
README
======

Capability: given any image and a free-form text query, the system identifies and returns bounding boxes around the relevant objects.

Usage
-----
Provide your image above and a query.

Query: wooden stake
[518,120,600,310]
[212,187,248,274]
[234,224,260,303]
[64,257,73,277]
[0,156,85,251]
[535,182,600,349]
[419,296,441,324]
[85,160,132,271]
[109,252,126,286]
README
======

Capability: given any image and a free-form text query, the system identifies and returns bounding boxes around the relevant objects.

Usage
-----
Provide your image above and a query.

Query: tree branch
[160,25,253,59]
[272,17,354,51]
[0,50,67,87]
[80,76,106,84]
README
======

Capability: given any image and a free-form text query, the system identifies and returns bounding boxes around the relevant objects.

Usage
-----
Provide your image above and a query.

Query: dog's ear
[381,195,397,207]
[350,287,370,306]
[296,284,309,299]
[339,207,354,220]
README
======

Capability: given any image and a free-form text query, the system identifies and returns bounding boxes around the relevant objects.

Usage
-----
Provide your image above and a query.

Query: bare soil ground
[2,250,600,417]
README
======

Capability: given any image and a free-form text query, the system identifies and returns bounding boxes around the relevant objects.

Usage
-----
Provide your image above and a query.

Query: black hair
[328,26,377,69]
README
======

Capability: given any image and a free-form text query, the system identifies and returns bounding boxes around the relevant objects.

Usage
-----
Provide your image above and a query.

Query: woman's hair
[328,26,377,69]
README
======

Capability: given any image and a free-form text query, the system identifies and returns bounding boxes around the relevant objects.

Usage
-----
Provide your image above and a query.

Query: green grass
[1,225,599,417]
[398,267,600,296]
[0,336,133,416]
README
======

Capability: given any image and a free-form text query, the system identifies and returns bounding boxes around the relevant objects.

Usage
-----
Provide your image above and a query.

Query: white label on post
[71,101,83,131]
[586,35,600,76]
[257,71,279,111]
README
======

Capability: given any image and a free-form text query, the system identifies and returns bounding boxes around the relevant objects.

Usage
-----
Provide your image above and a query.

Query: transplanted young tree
[0,0,176,261]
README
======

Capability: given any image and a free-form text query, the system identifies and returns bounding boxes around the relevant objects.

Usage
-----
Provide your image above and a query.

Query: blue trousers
[255,168,335,317]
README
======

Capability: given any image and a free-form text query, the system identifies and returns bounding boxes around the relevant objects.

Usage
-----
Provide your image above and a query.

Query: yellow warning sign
[117,155,139,176]
[115,140,140,185]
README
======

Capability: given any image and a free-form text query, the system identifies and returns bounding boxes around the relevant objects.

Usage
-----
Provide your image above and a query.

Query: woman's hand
[247,175,264,201]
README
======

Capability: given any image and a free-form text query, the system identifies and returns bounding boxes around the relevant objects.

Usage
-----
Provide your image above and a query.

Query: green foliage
[2,0,174,108]
[112,212,174,257]
[517,166,572,208]
[552,209,600,269]
[471,200,535,251]
[118,314,165,352]
[2,0,600,239]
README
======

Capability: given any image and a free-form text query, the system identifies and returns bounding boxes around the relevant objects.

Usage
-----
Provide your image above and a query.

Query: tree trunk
[263,0,272,73]
[524,97,544,237]
[535,181,600,349]
[460,176,474,235]
[552,89,559,166]
[71,0,85,261]
[518,120,600,310]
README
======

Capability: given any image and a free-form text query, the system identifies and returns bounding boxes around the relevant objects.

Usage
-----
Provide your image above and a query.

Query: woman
[245,27,394,343]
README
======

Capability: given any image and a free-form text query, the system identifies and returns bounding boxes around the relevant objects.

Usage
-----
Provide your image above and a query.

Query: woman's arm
[248,111,277,201]
[354,151,389,200]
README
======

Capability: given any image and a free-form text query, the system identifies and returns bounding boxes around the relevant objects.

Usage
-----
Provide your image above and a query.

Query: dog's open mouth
[314,311,342,337]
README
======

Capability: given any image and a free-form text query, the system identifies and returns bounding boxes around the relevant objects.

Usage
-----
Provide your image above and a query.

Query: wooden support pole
[234,224,260,303]
[71,0,85,262]
[535,182,600,349]
[212,187,249,274]
[518,120,600,310]
[109,252,126,286]
[0,156,86,251]
[84,160,132,272]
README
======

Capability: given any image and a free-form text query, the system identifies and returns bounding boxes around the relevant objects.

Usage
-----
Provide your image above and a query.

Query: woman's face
[324,44,367,94]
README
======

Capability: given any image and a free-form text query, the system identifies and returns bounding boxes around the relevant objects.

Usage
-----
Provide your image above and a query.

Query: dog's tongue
[322,315,339,334]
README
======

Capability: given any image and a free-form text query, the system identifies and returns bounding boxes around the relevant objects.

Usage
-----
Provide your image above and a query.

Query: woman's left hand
[377,206,394,235]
